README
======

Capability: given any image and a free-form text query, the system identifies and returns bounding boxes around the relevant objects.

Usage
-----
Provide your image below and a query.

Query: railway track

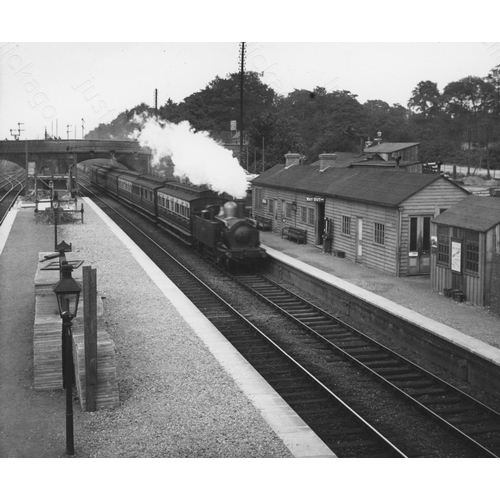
[233,272,500,457]
[79,180,500,457]
[79,181,406,457]
[0,178,24,225]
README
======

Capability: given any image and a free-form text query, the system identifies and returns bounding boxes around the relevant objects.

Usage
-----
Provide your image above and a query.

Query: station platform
[0,198,334,458]
[3,196,500,459]
[259,231,500,354]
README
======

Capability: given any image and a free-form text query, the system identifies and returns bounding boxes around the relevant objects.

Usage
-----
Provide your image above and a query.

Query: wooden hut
[431,195,500,307]
[252,153,469,277]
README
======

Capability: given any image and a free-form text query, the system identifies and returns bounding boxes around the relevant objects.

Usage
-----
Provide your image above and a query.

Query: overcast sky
[1,4,499,141]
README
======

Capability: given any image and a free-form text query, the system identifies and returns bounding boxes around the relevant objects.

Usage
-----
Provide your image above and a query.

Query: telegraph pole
[239,42,245,166]
[81,118,85,139]
[154,88,158,113]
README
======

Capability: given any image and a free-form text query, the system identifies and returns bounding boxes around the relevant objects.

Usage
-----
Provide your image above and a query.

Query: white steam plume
[130,114,248,198]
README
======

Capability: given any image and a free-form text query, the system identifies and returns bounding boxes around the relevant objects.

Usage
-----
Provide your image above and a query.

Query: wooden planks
[34,293,64,390]
[33,253,119,410]
[83,266,98,411]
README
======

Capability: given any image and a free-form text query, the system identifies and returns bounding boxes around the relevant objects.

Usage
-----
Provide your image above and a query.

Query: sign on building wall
[451,238,462,273]
[306,196,325,203]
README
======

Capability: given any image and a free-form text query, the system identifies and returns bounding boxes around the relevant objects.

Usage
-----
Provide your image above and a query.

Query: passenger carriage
[103,168,124,198]
[157,182,229,241]
[116,172,164,220]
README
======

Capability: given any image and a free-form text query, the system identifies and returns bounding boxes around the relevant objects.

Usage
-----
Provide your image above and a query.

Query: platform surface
[0,200,334,458]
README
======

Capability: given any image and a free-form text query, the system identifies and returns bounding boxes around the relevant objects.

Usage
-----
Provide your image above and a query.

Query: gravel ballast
[59,199,292,458]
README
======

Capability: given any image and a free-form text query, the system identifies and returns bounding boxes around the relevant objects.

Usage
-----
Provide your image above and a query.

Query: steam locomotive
[78,162,266,267]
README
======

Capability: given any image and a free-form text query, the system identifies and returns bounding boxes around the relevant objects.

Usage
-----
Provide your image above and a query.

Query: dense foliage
[87,65,500,173]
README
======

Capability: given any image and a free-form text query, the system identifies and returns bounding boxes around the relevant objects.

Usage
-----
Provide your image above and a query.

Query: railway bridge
[0,139,151,175]
[0,139,152,194]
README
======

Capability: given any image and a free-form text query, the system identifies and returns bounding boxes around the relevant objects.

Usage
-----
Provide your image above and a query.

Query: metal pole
[54,206,58,250]
[64,317,75,455]
[61,319,66,389]
[239,42,245,166]
[262,137,265,172]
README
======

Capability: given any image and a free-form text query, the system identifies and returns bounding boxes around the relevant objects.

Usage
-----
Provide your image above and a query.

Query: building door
[315,202,325,245]
[408,215,431,275]
[355,217,363,262]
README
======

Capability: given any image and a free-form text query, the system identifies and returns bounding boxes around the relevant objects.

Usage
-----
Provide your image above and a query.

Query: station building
[431,193,500,310]
[252,152,469,277]
[350,142,422,171]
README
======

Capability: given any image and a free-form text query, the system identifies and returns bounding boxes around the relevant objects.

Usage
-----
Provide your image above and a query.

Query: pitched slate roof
[364,142,420,154]
[350,159,420,168]
[252,161,444,207]
[309,152,361,168]
[432,195,500,232]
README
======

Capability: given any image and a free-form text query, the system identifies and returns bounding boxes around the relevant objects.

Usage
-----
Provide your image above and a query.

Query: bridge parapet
[0,139,151,173]
[0,139,150,154]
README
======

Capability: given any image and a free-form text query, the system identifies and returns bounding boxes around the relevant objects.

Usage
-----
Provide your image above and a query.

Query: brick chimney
[285,152,301,168]
[395,155,401,171]
[319,153,336,172]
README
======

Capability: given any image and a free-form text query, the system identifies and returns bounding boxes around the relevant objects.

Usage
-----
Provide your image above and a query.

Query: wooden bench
[255,214,273,231]
[282,226,307,244]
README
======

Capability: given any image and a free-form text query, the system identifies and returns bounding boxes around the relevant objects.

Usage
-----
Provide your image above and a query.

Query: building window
[465,231,479,274]
[307,207,315,226]
[301,206,307,224]
[374,222,385,245]
[284,202,291,219]
[437,225,450,266]
[341,215,351,236]
[254,187,262,210]
[268,198,274,215]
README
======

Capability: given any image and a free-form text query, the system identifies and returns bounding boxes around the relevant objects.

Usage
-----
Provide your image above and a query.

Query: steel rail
[78,181,407,458]
[234,272,500,458]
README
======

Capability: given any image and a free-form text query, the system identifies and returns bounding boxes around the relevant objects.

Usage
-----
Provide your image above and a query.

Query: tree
[442,76,496,173]
[246,112,303,171]
[408,81,442,118]
[279,87,365,161]
[168,71,279,136]
[85,103,154,140]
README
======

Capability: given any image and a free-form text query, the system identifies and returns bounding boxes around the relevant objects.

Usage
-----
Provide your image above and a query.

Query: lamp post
[53,260,81,456]
[53,191,59,250]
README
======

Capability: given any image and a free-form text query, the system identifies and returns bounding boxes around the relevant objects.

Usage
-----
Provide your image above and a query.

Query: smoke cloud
[130,114,248,198]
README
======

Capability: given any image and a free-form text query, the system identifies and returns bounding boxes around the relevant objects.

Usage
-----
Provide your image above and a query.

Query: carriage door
[355,217,363,262]
[408,216,431,275]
